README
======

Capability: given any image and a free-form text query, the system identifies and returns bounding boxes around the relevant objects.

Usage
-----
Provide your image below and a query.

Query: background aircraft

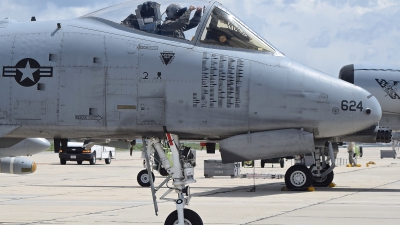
[340,64,400,143]
[0,138,50,174]
[0,0,386,224]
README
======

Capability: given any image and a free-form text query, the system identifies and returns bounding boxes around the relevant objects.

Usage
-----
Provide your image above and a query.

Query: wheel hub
[290,171,306,187]
[141,174,149,183]
[310,166,327,183]
[173,219,192,225]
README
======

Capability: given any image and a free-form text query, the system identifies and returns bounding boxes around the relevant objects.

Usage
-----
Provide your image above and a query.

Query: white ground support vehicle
[59,142,115,165]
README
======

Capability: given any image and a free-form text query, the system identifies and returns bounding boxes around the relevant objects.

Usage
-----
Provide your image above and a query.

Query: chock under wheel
[307,186,316,192]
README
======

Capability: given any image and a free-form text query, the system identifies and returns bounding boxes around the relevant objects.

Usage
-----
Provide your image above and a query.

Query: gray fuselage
[0,17,381,141]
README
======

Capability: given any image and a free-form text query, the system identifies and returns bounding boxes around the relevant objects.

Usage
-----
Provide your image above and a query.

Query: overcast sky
[1,0,399,77]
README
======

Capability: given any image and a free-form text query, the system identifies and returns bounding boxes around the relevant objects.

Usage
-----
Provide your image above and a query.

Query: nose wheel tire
[164,208,203,225]
[285,165,313,190]
[137,169,155,187]
[309,165,334,187]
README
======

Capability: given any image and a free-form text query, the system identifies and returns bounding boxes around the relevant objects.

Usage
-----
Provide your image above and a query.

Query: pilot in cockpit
[160,4,202,39]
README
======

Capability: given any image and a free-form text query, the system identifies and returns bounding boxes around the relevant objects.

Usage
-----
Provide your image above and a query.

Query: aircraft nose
[26,138,50,155]
[367,94,382,122]
[339,65,382,130]
[353,87,382,130]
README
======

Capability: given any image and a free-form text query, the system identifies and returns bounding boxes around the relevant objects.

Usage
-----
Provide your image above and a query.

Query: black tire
[164,208,203,225]
[159,167,169,176]
[261,160,265,168]
[242,161,245,167]
[359,147,363,158]
[77,161,82,165]
[284,165,313,190]
[280,158,285,168]
[105,153,111,164]
[90,152,96,165]
[309,165,334,187]
[60,159,66,165]
[137,169,155,187]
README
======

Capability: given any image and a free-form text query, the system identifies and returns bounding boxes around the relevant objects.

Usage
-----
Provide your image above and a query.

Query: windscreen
[82,1,138,24]
[200,7,275,53]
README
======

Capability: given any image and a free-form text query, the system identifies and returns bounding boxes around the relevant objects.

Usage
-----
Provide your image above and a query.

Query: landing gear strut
[136,145,170,187]
[311,142,336,187]
[142,133,202,225]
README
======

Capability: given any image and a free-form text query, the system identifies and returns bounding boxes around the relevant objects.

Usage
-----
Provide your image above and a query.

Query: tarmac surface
[1,146,400,225]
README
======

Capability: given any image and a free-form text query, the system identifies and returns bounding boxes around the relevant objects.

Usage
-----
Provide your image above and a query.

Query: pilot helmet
[166,4,187,20]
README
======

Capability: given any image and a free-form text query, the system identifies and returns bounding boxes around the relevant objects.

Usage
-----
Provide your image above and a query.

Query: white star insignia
[18,60,38,82]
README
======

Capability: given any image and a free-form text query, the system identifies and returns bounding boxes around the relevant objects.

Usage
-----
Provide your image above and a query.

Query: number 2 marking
[349,101,356,111]
[143,72,148,79]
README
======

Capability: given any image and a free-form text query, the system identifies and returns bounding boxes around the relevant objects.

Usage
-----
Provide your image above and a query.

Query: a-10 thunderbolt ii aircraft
[340,64,400,147]
[0,138,50,175]
[0,0,384,224]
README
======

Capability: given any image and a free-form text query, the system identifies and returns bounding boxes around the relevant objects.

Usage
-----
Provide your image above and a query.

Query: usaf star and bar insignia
[2,58,53,87]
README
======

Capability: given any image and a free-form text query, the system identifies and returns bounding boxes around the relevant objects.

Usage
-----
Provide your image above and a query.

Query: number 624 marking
[341,100,363,112]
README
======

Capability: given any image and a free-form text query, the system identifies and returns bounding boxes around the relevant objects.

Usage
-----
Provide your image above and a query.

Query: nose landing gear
[141,133,202,225]
[284,142,336,190]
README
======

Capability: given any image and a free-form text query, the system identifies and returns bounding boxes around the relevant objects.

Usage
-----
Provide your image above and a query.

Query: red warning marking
[166,133,174,146]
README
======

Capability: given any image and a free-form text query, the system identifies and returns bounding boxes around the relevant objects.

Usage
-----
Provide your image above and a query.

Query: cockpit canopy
[198,7,274,53]
[83,0,278,54]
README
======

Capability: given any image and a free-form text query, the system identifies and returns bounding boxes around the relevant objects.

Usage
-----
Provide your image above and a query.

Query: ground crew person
[348,142,357,167]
